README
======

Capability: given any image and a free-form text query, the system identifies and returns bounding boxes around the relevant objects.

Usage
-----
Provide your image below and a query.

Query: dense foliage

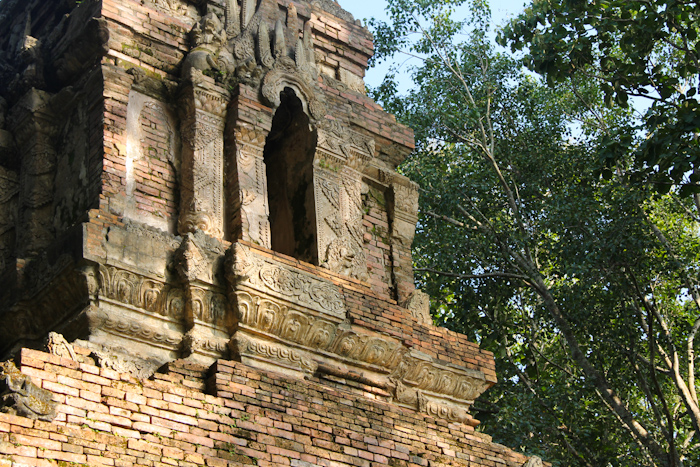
[499,0,700,195]
[369,1,700,465]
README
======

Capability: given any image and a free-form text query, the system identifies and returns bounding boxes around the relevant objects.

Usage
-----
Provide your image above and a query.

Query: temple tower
[0,1,542,466]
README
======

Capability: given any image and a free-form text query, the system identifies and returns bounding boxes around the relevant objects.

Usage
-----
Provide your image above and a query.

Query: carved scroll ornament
[232,332,318,375]
[233,289,406,371]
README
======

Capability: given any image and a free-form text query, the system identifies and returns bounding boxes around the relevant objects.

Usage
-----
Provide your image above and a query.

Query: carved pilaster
[314,121,375,281]
[229,125,271,247]
[381,169,420,303]
[9,89,59,256]
[178,82,228,239]
[175,233,230,364]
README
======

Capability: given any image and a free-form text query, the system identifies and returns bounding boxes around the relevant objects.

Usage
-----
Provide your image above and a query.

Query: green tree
[499,0,700,195]
[370,1,700,465]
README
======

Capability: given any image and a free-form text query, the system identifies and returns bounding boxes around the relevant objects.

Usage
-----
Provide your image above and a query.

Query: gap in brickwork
[264,87,317,264]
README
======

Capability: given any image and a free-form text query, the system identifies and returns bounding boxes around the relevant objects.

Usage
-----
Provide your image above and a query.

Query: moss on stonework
[366,186,386,208]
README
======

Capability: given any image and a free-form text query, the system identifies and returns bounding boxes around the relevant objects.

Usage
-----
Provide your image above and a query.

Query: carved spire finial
[257,21,274,68]
[274,19,286,58]
[242,0,255,29]
[303,22,315,66]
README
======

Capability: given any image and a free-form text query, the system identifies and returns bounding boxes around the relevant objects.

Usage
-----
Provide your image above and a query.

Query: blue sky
[339,0,529,89]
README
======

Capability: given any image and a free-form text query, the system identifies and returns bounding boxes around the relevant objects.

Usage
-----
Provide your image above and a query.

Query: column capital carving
[179,83,229,119]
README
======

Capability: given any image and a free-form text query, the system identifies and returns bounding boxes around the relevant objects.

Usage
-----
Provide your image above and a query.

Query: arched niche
[263,87,318,264]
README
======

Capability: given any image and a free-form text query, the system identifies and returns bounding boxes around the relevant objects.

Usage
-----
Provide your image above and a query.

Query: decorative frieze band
[232,289,406,374]
[228,242,346,318]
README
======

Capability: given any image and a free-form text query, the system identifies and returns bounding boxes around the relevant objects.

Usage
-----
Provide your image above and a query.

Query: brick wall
[0,347,529,467]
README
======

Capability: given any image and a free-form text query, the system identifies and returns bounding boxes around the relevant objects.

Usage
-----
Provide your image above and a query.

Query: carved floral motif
[230,243,345,318]
[232,289,406,372]
[179,95,226,238]
[392,353,489,402]
[310,120,377,281]
[394,183,419,218]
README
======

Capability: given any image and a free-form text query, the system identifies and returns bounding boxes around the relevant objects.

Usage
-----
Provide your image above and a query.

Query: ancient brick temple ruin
[0,0,542,466]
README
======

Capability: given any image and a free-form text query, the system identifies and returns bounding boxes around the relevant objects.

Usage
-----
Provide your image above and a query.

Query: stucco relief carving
[181,12,228,80]
[229,282,488,423]
[316,120,375,164]
[231,332,317,375]
[232,289,405,373]
[179,88,227,238]
[181,329,229,361]
[182,0,323,105]
[92,349,157,379]
[0,166,18,272]
[420,395,472,424]
[523,457,544,467]
[232,125,271,248]
[86,306,183,349]
[0,257,84,346]
[148,0,189,16]
[261,56,325,121]
[394,381,471,423]
[187,286,228,327]
[401,289,431,325]
[0,361,58,422]
[229,243,345,318]
[46,332,77,361]
[314,122,375,281]
[95,265,186,320]
[338,68,366,95]
[175,233,210,283]
[389,351,490,424]
[10,89,59,254]
[392,354,489,402]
